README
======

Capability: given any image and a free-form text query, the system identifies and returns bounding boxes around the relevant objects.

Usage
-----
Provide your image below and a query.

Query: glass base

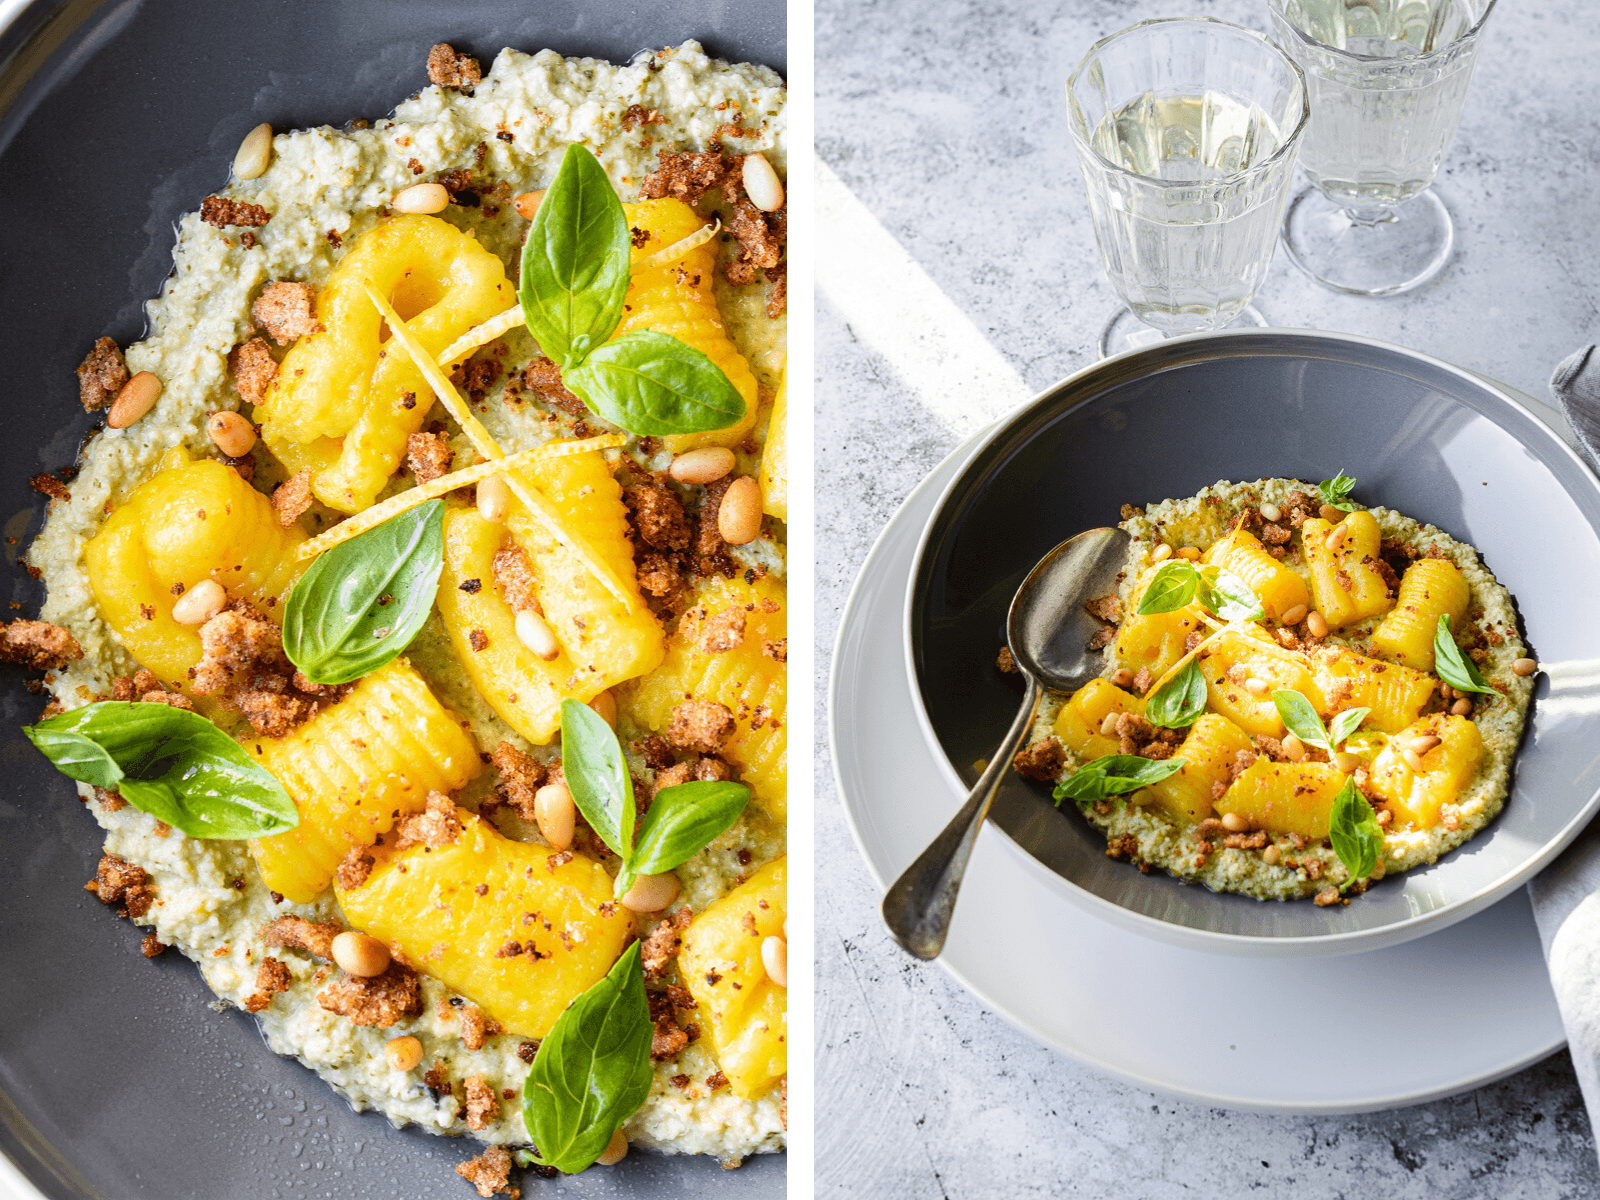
[1281,186,1454,297]
[1098,303,1268,360]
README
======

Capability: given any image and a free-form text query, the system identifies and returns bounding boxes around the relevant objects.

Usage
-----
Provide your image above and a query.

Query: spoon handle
[881,676,1043,960]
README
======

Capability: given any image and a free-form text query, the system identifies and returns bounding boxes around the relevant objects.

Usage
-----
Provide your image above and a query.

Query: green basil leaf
[624,781,750,894]
[1145,658,1207,729]
[559,699,635,861]
[283,499,444,685]
[1317,470,1358,512]
[1434,614,1496,695]
[519,143,631,367]
[1198,566,1266,623]
[1136,560,1199,615]
[563,330,747,436]
[26,725,125,790]
[24,702,296,838]
[1052,754,1186,809]
[1329,777,1383,885]
[1327,706,1371,749]
[1272,689,1331,753]
[522,941,654,1174]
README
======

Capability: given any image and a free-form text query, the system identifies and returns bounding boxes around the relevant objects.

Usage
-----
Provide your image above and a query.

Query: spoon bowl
[881,526,1131,959]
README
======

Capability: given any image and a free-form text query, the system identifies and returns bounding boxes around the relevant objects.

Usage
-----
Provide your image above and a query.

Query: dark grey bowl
[0,3,783,1197]
[907,329,1600,956]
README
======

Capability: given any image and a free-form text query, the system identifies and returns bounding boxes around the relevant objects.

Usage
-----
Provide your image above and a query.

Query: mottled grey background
[814,0,1600,1196]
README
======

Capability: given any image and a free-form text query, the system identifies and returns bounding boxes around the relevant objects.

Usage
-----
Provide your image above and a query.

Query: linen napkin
[1528,342,1600,1139]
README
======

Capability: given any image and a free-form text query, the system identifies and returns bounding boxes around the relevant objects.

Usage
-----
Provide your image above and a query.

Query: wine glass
[1269,0,1497,296]
[1066,17,1309,359]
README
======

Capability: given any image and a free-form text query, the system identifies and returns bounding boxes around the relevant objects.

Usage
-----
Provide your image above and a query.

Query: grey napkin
[1529,343,1600,1149]
[1552,344,1600,473]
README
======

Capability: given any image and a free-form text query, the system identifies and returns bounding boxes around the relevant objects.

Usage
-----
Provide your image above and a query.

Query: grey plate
[0,3,783,1197]
[906,329,1600,956]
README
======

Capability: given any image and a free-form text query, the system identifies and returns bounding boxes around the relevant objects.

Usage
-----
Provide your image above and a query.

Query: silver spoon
[881,527,1133,960]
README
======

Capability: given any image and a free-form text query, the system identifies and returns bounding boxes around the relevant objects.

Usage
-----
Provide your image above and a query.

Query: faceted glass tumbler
[1269,0,1497,295]
[1066,17,1308,355]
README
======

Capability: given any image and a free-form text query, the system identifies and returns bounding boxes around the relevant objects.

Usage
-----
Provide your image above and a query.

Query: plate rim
[899,326,1600,957]
[827,431,1568,1113]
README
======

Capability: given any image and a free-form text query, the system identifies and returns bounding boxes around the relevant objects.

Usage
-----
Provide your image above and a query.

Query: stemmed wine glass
[1066,17,1309,359]
[1269,0,1498,296]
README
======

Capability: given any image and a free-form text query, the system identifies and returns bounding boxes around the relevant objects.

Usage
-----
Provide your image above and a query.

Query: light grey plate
[0,2,784,1197]
[905,329,1600,956]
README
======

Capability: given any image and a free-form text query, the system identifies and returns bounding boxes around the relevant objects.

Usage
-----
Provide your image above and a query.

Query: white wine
[1274,0,1489,211]
[1083,91,1294,334]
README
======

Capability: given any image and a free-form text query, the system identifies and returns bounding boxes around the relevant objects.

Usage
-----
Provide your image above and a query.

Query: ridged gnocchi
[255,215,513,513]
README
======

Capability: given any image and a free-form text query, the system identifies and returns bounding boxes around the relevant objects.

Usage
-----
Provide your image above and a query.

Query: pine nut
[761,935,788,988]
[669,447,736,485]
[589,689,617,728]
[1175,545,1201,560]
[476,474,510,522]
[392,182,450,214]
[234,122,273,180]
[1099,712,1120,736]
[1111,669,1134,688]
[1451,698,1474,716]
[1150,543,1173,563]
[1319,504,1343,523]
[385,1036,423,1071]
[1332,751,1361,773]
[1258,503,1281,523]
[331,931,391,978]
[108,371,161,428]
[1282,734,1306,761]
[1324,526,1346,552]
[534,783,575,851]
[1221,812,1249,833]
[1440,683,1456,700]
[171,579,227,625]
[1306,611,1329,639]
[619,871,681,913]
[1371,858,1387,880]
[1512,658,1537,676]
[596,1129,629,1167]
[515,609,560,661]
[207,410,257,458]
[1280,604,1308,627]
[513,189,545,219]
[717,476,762,545]
[1402,747,1425,773]
[1244,677,1270,697]
[1408,734,1442,756]
[742,152,785,212]
[1262,844,1281,866]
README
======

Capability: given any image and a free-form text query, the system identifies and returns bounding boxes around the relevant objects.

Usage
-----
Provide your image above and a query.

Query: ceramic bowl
[905,328,1600,956]
[0,3,784,1197]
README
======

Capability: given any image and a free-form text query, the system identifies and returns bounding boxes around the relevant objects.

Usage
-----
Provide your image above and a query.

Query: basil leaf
[519,144,632,367]
[1329,777,1383,885]
[1434,614,1496,695]
[1145,658,1207,729]
[622,781,750,895]
[559,699,635,861]
[1272,689,1331,753]
[1318,470,1358,512]
[522,941,654,1174]
[283,499,444,685]
[1136,560,1199,615]
[563,330,747,436]
[1327,706,1371,749]
[1052,754,1186,809]
[1198,566,1266,623]
[24,702,296,838]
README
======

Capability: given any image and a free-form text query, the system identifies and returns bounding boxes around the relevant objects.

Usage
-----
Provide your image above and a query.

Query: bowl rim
[901,325,1600,957]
